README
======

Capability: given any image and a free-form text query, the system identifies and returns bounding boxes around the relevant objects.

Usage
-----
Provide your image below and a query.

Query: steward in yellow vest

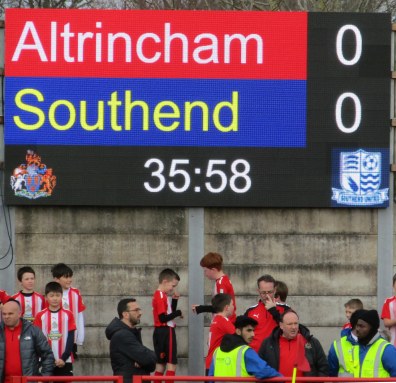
[328,308,363,377]
[209,315,281,379]
[354,309,396,377]
[332,335,356,376]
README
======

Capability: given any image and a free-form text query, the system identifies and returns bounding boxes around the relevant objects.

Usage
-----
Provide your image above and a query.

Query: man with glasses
[244,275,289,351]
[105,298,156,383]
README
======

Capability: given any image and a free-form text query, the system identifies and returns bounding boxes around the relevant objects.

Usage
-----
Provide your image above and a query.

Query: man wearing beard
[328,309,364,377]
[209,315,281,379]
[354,309,396,377]
[105,298,156,383]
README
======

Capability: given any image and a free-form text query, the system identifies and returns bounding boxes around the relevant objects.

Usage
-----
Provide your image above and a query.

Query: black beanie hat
[350,309,365,329]
[359,309,380,330]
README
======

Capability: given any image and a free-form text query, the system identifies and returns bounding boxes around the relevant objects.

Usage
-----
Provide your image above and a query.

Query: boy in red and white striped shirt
[12,266,44,322]
[34,281,76,377]
[51,263,86,358]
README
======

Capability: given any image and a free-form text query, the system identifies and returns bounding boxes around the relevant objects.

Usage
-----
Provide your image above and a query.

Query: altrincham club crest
[10,150,57,199]
[332,149,388,206]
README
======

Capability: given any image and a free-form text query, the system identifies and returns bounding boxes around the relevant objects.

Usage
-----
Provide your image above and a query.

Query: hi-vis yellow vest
[333,336,354,377]
[352,338,390,378]
[213,345,250,377]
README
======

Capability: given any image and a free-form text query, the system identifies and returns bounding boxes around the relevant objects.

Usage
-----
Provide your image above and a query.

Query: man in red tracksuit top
[245,274,289,352]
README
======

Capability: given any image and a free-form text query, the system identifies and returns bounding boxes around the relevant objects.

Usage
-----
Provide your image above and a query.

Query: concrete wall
[12,205,389,376]
[14,206,189,375]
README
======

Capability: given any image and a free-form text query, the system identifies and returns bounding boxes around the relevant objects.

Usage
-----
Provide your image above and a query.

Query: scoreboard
[4,9,391,207]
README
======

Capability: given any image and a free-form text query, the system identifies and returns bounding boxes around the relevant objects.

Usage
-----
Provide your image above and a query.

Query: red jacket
[245,301,288,351]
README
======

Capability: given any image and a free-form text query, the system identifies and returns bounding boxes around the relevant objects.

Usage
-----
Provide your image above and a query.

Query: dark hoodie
[258,324,329,377]
[105,317,156,383]
[209,333,281,378]
[220,333,247,352]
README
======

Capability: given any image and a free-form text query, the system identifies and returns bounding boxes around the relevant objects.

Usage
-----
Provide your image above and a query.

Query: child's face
[225,300,235,317]
[55,275,72,290]
[163,278,179,295]
[202,267,218,281]
[46,291,62,310]
[345,306,356,320]
[274,288,281,303]
[20,272,35,292]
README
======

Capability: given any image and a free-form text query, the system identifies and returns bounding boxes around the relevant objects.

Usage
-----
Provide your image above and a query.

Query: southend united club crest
[10,150,56,200]
[331,149,388,206]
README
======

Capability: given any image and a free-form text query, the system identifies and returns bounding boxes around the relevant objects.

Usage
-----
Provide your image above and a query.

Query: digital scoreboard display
[4,9,391,207]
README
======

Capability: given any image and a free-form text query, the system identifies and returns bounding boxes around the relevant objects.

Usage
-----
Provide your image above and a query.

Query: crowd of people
[0,263,85,382]
[1,254,396,383]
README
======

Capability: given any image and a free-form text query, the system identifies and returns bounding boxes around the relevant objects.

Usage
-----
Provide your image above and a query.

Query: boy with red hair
[192,252,237,323]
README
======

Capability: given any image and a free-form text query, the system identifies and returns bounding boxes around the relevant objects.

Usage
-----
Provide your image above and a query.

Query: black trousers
[53,362,73,376]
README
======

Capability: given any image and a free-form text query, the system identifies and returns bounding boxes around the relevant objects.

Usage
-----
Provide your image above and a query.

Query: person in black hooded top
[105,298,156,383]
[209,315,281,379]
[354,309,396,377]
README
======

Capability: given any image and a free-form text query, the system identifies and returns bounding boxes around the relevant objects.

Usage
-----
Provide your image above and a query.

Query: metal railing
[7,375,396,383]
[133,376,396,383]
[9,376,123,383]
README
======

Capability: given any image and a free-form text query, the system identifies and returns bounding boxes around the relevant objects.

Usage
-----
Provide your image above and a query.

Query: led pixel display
[4,9,391,207]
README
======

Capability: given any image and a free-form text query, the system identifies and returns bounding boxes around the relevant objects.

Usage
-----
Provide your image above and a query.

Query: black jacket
[258,324,329,377]
[0,319,55,380]
[105,318,156,383]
